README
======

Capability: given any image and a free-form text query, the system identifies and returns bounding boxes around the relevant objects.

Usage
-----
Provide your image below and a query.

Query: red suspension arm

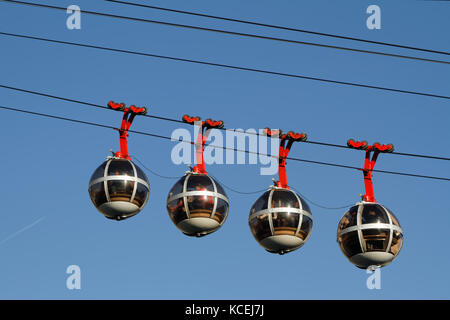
[265,129,307,189]
[108,101,147,160]
[182,115,224,174]
[348,139,394,202]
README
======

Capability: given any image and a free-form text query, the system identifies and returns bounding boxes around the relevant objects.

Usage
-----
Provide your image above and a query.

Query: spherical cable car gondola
[337,140,404,269]
[88,101,150,221]
[166,115,229,237]
[249,129,313,254]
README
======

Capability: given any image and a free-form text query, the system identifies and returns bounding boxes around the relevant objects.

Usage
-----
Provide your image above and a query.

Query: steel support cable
[105,0,450,56]
[1,31,449,101]
[291,187,354,210]
[1,83,450,161]
[0,0,448,65]
[1,104,449,182]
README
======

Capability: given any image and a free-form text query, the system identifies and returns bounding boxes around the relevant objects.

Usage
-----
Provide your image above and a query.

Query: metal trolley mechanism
[166,115,230,237]
[88,101,150,221]
[248,128,313,255]
[337,139,404,269]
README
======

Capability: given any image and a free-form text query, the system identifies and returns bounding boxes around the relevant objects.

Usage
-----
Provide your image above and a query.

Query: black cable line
[136,153,346,209]
[105,0,450,57]
[1,104,449,182]
[216,145,450,181]
[135,148,350,208]
[1,83,450,161]
[0,0,448,65]
[307,140,450,161]
[0,83,185,125]
[0,105,175,141]
[0,84,108,110]
[387,150,450,160]
[210,174,269,195]
[132,155,180,179]
[135,153,271,194]
[222,128,450,161]
[0,105,118,130]
[1,31,449,102]
[290,187,354,210]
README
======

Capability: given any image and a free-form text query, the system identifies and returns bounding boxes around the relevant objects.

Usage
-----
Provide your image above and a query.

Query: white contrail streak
[0,216,46,246]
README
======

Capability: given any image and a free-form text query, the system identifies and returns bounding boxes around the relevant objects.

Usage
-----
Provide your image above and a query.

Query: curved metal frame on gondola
[89,157,150,220]
[167,172,229,236]
[337,202,404,269]
[249,186,313,254]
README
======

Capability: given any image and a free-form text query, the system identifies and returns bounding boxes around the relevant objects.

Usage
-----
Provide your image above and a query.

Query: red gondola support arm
[265,128,307,189]
[108,101,147,160]
[182,115,224,174]
[347,139,394,202]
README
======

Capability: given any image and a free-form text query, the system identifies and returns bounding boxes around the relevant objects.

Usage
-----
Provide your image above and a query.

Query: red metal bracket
[264,128,307,189]
[108,101,147,160]
[182,114,224,174]
[347,139,394,202]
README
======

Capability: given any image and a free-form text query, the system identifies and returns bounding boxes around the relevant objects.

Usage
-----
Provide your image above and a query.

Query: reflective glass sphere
[167,172,229,237]
[337,202,404,269]
[249,187,313,254]
[88,157,150,220]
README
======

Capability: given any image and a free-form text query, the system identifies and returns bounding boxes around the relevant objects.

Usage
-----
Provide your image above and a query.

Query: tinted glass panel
[90,161,107,182]
[168,176,186,199]
[270,190,299,209]
[186,175,214,192]
[249,213,272,241]
[134,164,148,182]
[389,230,403,255]
[167,199,188,224]
[339,231,362,257]
[133,183,149,207]
[362,228,390,252]
[361,204,389,224]
[298,196,311,213]
[187,194,214,218]
[213,178,228,198]
[272,211,299,236]
[298,216,313,240]
[107,180,134,202]
[108,159,134,177]
[338,206,359,231]
[212,198,228,224]
[386,208,401,228]
[250,191,270,214]
[89,182,107,206]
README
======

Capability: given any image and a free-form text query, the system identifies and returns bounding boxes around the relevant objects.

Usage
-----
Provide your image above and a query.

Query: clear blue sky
[0,0,449,299]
